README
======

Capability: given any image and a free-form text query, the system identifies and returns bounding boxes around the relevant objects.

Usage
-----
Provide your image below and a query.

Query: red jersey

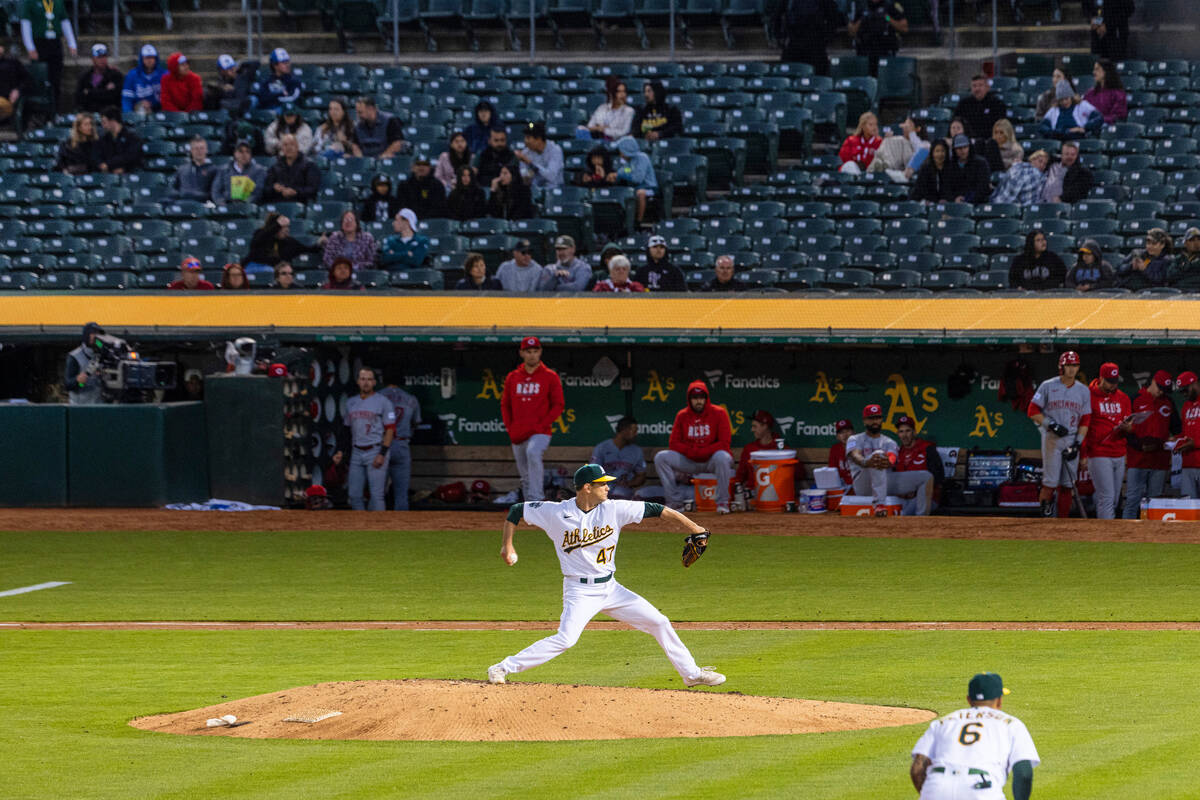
[668,381,732,462]
[1126,388,1176,470]
[1178,398,1200,468]
[167,278,215,289]
[1084,379,1132,459]
[828,441,852,485]
[895,438,933,472]
[160,53,204,112]
[501,361,565,445]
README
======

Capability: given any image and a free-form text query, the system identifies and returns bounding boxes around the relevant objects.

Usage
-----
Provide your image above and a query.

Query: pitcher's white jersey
[912,706,1040,790]
[521,498,649,578]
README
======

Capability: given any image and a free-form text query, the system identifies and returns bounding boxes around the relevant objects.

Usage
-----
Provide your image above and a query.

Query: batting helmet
[1058,351,1081,370]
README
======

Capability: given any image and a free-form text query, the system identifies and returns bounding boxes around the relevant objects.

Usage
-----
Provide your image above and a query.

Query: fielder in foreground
[488,464,726,688]
[910,672,1039,800]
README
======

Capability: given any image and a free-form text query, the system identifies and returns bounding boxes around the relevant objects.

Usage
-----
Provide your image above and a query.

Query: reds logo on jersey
[1098,401,1124,416]
[1185,406,1200,422]
[687,423,712,438]
[516,381,542,396]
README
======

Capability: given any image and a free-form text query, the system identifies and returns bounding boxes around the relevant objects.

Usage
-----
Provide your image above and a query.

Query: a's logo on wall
[552,409,577,434]
[641,370,675,402]
[476,368,502,400]
[969,406,1004,438]
[809,371,842,404]
[883,373,939,433]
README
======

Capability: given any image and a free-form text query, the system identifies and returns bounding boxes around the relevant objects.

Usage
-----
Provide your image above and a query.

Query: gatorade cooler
[750,450,798,512]
[825,486,846,510]
[692,473,718,512]
[839,495,903,516]
[1147,498,1200,521]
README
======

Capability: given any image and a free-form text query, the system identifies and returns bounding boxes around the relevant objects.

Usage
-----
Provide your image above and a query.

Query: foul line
[0,582,71,598]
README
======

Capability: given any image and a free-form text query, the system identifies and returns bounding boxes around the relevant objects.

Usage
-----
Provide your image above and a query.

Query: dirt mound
[130,680,935,741]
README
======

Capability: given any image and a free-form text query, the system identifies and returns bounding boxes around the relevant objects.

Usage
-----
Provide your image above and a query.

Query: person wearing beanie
[1117,228,1173,291]
[945,133,991,204]
[75,43,121,113]
[322,256,364,290]
[636,234,686,292]
[1083,362,1132,519]
[63,322,106,405]
[160,51,203,112]
[1168,228,1200,291]
[632,80,682,141]
[1065,239,1115,292]
[1123,369,1181,518]
[121,43,165,113]
[1039,79,1102,141]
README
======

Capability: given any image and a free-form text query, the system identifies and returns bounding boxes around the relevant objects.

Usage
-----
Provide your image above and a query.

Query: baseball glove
[682,532,710,568]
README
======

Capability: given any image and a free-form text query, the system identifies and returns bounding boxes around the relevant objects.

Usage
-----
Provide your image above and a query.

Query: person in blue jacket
[379,208,430,271]
[614,135,658,225]
[121,44,165,113]
[254,47,304,111]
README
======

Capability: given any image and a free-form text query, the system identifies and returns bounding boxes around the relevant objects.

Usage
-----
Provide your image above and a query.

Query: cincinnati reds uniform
[895,435,942,516]
[1122,374,1179,519]
[1174,372,1200,498]
[590,439,646,500]
[1083,367,1131,520]
[379,384,421,511]
[343,391,395,511]
[846,430,931,513]
[913,703,1040,800]
[501,339,565,502]
[1028,376,1090,490]
[489,497,711,685]
[654,381,735,511]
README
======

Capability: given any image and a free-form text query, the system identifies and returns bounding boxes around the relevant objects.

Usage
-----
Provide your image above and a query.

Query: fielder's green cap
[574,463,617,489]
[968,672,1010,701]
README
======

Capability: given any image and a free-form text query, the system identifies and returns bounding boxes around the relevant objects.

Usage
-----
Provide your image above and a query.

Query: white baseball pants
[1088,455,1125,519]
[511,433,551,501]
[919,769,1005,800]
[497,577,703,682]
[851,468,932,514]
[653,449,735,507]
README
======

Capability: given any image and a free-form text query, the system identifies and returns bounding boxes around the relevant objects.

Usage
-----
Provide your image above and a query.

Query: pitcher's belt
[930,767,989,777]
[576,574,613,584]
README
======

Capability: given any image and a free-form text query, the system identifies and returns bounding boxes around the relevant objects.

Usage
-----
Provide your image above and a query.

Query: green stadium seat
[934,234,981,255]
[87,271,138,290]
[922,269,971,290]
[1015,54,1054,79]
[0,271,37,289]
[777,266,824,289]
[930,217,974,237]
[823,267,873,289]
[807,251,850,271]
[876,57,921,106]
[829,55,869,79]
[873,269,923,290]
[941,252,988,273]
[883,217,929,236]
[389,268,444,289]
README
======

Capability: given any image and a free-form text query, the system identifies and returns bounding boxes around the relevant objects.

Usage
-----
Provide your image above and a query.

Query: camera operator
[63,322,106,404]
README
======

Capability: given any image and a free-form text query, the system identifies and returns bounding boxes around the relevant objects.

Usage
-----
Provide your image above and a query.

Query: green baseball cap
[968,672,1010,701]
[573,463,617,489]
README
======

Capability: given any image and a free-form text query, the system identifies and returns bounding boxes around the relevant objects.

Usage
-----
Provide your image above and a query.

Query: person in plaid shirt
[991,150,1049,205]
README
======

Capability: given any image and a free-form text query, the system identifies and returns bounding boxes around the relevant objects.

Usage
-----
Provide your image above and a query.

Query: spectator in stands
[446,165,487,222]
[894,415,940,516]
[946,133,992,203]
[1086,0,1133,61]
[637,234,687,292]
[981,119,1023,173]
[0,39,28,129]
[323,210,377,274]
[1009,228,1066,290]
[703,254,741,292]
[1040,141,1093,204]
[592,254,646,293]
[255,47,302,111]
[1039,80,1102,140]
[312,97,359,158]
[546,235,591,292]
[476,127,516,187]
[838,111,884,175]
[122,44,164,113]
[264,103,313,156]
[991,149,1048,206]
[954,75,1008,142]
[599,242,624,273]
[1035,68,1077,122]
[435,131,472,192]
[160,52,202,112]
[361,174,401,223]
[352,95,404,159]
[583,77,634,141]
[1117,228,1172,291]
[591,416,647,500]
[220,262,248,290]
[516,121,563,190]
[633,80,683,141]
[455,252,503,291]
[55,112,99,175]
[168,135,217,202]
[263,133,320,203]
[270,261,296,289]
[577,145,614,189]
[615,136,658,225]
[75,43,120,113]
[1122,369,1179,518]
[244,212,312,270]
[497,239,549,292]
[167,256,215,290]
[777,0,844,75]
[97,106,142,174]
[396,156,447,220]
[323,256,364,290]
[1066,240,1115,291]
[1083,58,1127,124]
[203,54,240,113]
[910,138,952,203]
[19,0,75,114]
[487,164,534,221]
[827,418,855,486]
[847,0,906,77]
[379,208,429,271]
[869,115,928,182]
[654,380,735,512]
[1169,228,1200,290]
[211,138,266,204]
[465,100,502,155]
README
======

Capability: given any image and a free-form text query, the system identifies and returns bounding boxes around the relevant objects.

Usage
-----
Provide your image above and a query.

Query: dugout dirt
[130,680,936,741]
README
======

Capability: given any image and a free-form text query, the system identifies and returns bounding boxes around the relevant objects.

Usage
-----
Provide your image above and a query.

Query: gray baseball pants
[1041,431,1075,488]
[1122,467,1167,519]
[654,449,735,507]
[1180,467,1200,499]
[388,439,412,511]
[851,468,932,514]
[1088,455,1125,519]
[348,446,389,511]
[512,433,551,501]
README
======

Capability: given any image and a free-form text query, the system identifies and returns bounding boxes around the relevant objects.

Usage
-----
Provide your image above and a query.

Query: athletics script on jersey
[562,525,614,553]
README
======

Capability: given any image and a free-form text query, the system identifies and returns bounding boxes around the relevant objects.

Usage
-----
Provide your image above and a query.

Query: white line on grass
[0,581,71,598]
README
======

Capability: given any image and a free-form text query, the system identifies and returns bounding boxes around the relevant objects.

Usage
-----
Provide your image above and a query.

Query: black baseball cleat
[1040,499,1055,518]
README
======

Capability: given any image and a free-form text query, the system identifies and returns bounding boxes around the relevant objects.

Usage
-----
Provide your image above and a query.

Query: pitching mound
[130,679,934,741]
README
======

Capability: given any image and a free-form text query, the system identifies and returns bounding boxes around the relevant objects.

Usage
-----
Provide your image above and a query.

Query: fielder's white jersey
[521,498,648,579]
[845,431,899,475]
[912,706,1040,789]
[1031,377,1091,433]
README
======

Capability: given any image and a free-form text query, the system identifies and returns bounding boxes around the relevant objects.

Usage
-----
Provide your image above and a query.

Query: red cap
[1058,350,1080,367]
[753,409,775,427]
[835,418,854,431]
[1154,369,1174,390]
[1100,362,1120,380]
[305,485,327,497]
[470,479,491,494]
[520,336,541,350]
[862,403,883,418]
[267,363,287,377]
[895,415,915,429]
[1177,371,1198,388]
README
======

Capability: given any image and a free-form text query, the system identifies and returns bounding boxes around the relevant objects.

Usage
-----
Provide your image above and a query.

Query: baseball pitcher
[1027,352,1090,518]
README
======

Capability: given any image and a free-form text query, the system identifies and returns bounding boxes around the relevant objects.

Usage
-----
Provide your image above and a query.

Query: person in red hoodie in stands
[653,380,734,513]
[827,418,855,486]
[1121,369,1180,519]
[1083,362,1132,519]
[1171,371,1200,499]
[160,52,203,112]
[500,336,565,502]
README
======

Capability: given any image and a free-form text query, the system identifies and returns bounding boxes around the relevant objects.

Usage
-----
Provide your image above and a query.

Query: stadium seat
[942,253,988,273]
[0,272,37,290]
[923,269,971,290]
[777,266,824,290]
[789,217,837,237]
[389,268,444,289]
[823,267,873,289]
[930,218,975,236]
[873,269,923,290]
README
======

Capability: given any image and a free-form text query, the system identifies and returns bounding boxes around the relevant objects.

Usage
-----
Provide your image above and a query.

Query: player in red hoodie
[501,336,564,502]
[161,52,203,112]
[1171,371,1200,498]
[1083,362,1132,519]
[653,381,734,512]
[1122,369,1180,518]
